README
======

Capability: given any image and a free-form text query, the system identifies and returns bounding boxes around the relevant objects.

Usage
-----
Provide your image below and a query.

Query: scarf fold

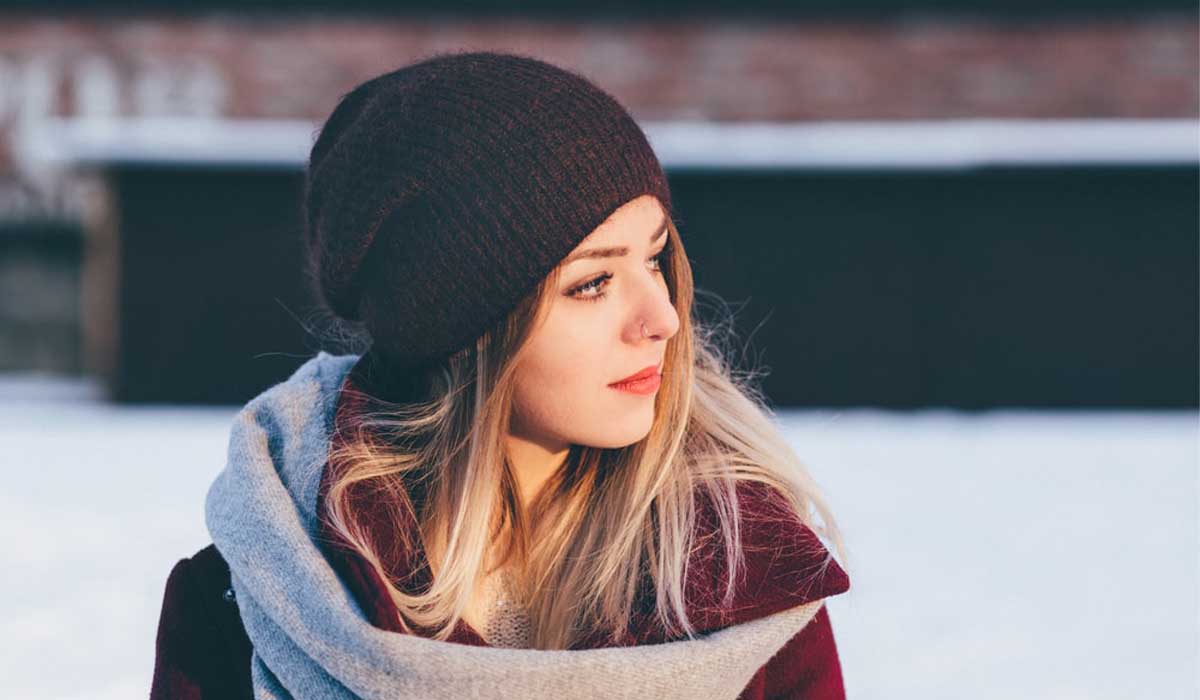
[205,351,825,700]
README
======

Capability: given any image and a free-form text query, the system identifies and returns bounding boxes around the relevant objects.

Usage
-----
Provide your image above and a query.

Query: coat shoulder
[186,544,239,597]
[149,543,253,700]
[686,480,850,630]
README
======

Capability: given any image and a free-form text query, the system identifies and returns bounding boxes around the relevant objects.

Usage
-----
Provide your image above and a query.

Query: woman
[151,50,853,700]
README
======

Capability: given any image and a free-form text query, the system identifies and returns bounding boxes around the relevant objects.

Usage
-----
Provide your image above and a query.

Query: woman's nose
[636,286,679,341]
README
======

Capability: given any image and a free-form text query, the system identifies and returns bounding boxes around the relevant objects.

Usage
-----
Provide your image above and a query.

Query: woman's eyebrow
[562,215,668,265]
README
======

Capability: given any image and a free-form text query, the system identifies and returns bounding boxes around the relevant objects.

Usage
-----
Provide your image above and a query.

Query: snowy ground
[2,372,1196,700]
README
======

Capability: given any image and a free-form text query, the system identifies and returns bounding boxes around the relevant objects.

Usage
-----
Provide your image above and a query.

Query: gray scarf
[205,351,824,700]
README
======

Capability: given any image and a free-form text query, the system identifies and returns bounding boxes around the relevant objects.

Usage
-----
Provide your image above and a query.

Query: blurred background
[0,1,1196,698]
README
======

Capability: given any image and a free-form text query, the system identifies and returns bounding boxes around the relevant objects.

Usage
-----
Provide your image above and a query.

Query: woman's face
[510,194,680,453]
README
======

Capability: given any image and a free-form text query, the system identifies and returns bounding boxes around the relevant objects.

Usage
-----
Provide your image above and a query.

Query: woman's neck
[504,432,569,512]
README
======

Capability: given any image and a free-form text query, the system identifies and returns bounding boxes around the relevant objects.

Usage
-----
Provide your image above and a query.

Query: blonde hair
[321,216,851,650]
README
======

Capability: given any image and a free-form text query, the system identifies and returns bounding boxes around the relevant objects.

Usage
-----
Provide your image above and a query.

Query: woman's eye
[571,273,612,303]
[568,245,670,303]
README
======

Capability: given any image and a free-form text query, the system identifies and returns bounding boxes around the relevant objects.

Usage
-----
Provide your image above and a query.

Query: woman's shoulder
[150,544,253,700]
[683,480,850,632]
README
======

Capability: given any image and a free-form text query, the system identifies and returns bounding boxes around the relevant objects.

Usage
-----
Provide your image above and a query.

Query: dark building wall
[106,162,1197,408]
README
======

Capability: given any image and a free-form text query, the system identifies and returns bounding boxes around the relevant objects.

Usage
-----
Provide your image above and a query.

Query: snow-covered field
[2,372,1196,700]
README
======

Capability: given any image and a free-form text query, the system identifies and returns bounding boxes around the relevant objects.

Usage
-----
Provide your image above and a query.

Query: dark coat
[151,373,851,700]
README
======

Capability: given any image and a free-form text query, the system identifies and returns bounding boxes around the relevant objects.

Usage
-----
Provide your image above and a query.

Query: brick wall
[0,13,1195,218]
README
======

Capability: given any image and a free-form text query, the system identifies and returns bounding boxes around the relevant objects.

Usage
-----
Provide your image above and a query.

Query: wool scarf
[204,351,825,700]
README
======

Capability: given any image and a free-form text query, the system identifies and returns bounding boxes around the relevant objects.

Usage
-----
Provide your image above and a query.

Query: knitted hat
[303,50,674,377]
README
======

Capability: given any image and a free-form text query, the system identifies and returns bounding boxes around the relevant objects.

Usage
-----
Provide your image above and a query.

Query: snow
[781,409,1198,699]
[1,374,1196,699]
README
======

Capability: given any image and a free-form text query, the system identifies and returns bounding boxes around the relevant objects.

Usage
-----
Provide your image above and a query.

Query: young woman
[151,50,852,700]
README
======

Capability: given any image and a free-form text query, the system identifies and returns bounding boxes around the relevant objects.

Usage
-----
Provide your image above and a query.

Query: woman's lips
[608,365,662,395]
[609,373,662,395]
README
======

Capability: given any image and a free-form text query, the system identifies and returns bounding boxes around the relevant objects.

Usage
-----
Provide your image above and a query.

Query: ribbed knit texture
[478,567,532,648]
[204,351,826,700]
[303,51,674,371]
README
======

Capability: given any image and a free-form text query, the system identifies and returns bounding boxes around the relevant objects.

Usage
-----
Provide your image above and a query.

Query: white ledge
[15,116,1199,171]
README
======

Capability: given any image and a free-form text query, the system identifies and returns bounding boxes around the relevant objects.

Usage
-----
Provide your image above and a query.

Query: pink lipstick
[608,364,662,396]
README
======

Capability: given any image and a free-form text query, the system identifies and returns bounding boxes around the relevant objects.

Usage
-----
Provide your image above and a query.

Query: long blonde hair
[321,215,850,650]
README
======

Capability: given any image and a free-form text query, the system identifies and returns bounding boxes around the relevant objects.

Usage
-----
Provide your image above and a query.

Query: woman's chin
[579,416,654,450]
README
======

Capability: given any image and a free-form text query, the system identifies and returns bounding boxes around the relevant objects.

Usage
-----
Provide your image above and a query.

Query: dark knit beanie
[303,50,674,378]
